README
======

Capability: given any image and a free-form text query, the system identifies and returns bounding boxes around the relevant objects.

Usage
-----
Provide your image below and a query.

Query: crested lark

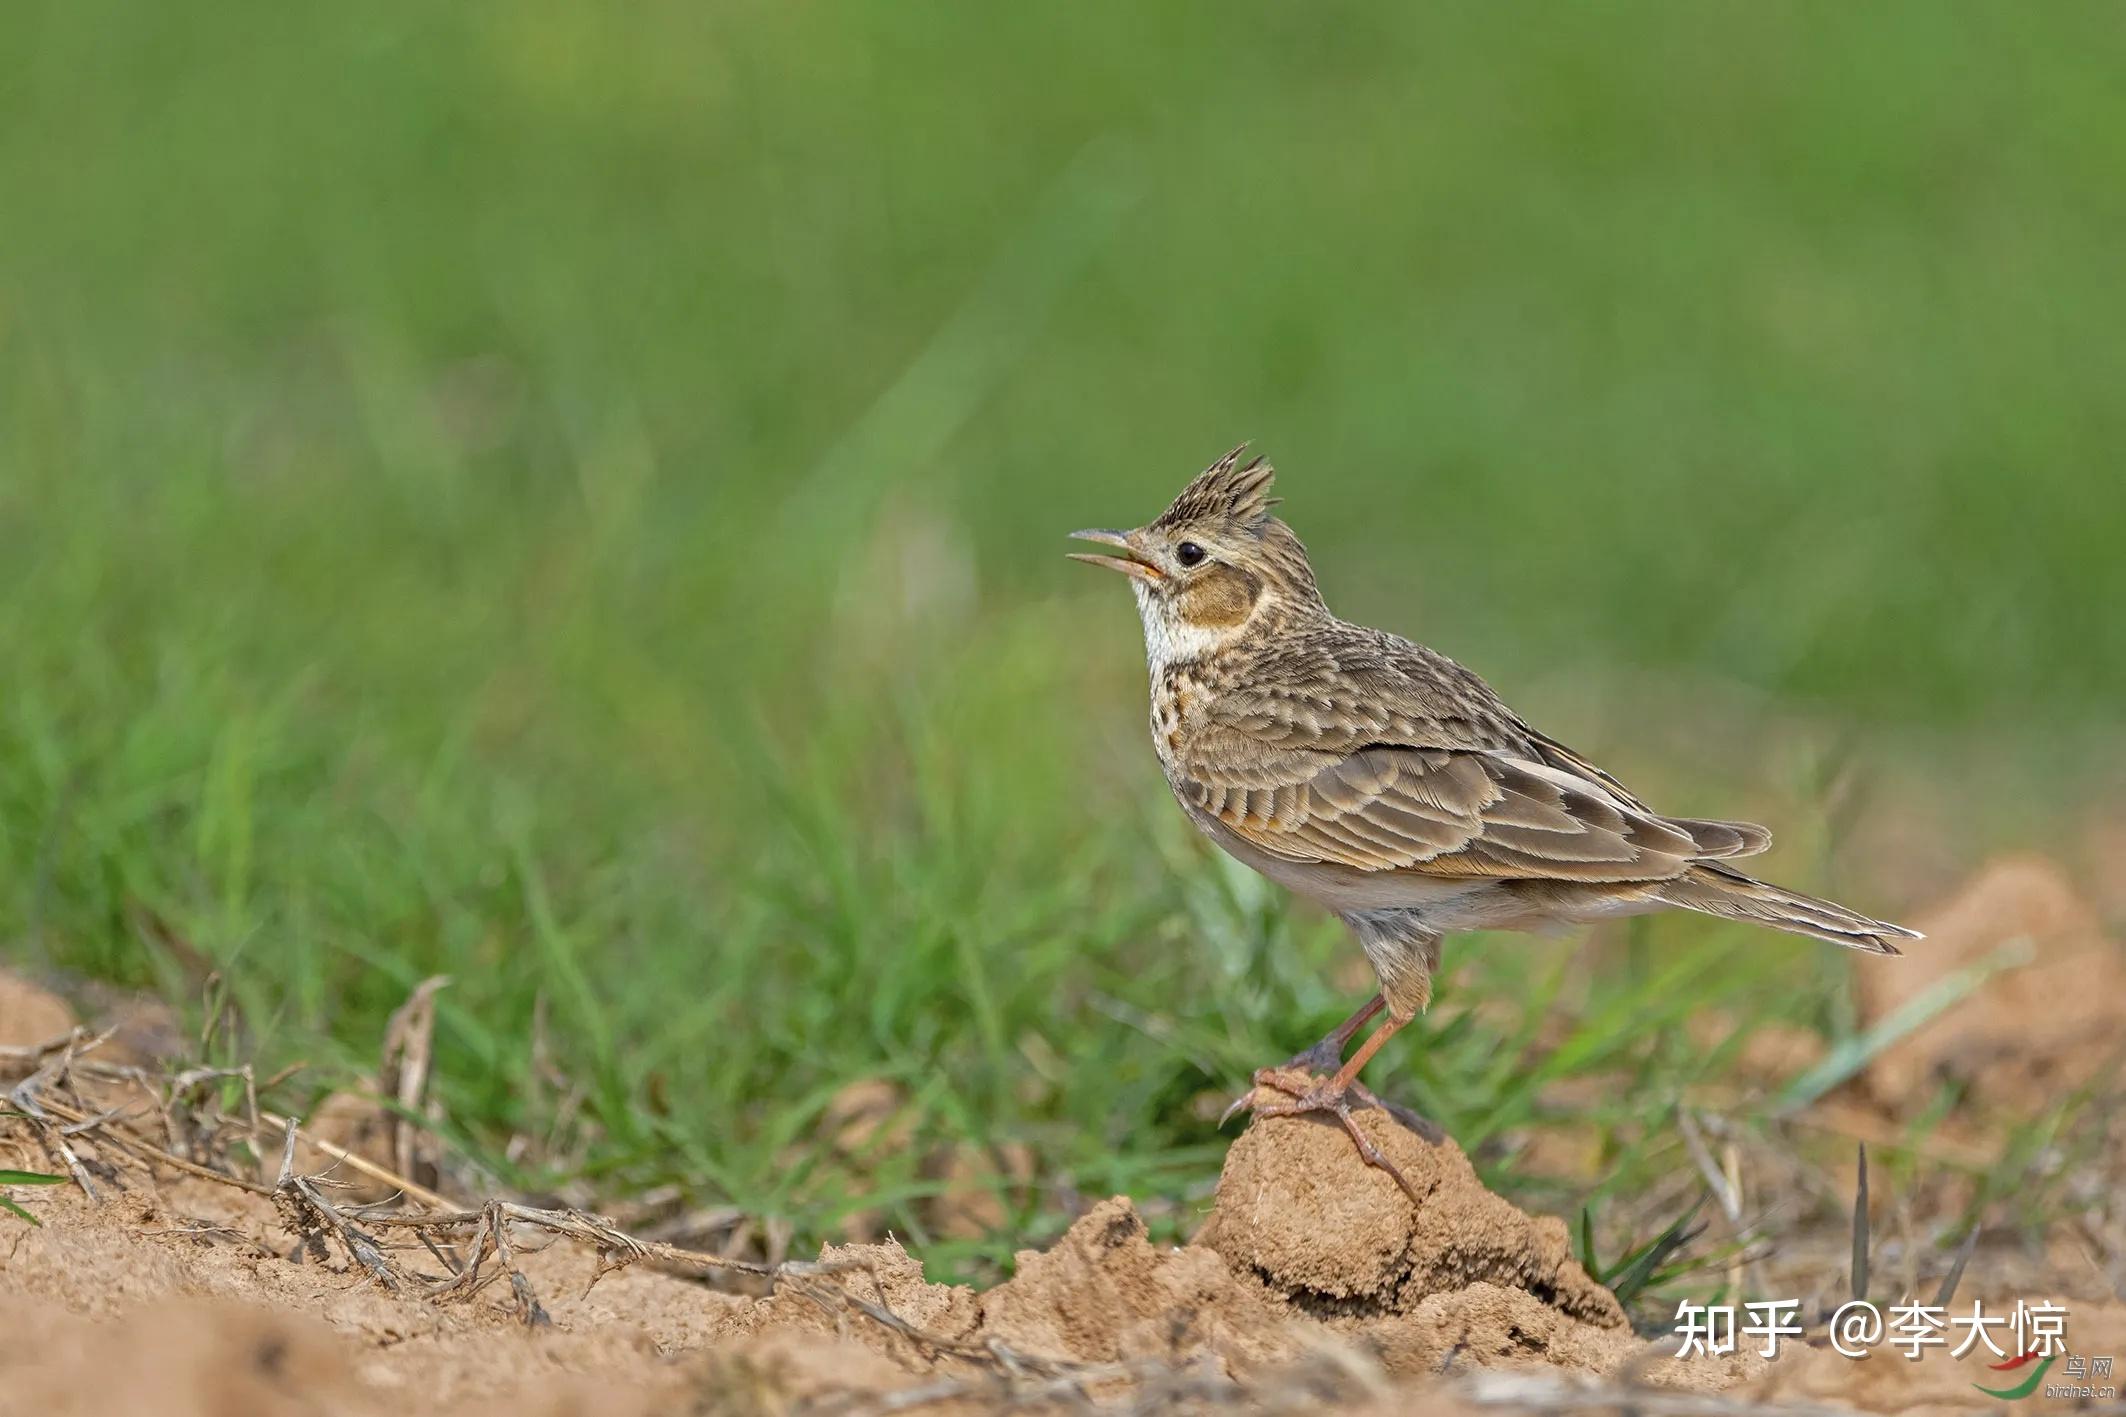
[1071,447,1918,1196]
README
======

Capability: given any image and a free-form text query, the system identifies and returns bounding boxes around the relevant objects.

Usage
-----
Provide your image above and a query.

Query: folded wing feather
[1177,728,1760,886]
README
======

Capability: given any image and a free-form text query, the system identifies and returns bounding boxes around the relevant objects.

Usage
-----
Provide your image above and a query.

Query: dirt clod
[1203,1109,1627,1336]
[1862,853,2126,1111]
[1196,1107,1712,1387]
[977,1196,1293,1371]
[0,972,75,1049]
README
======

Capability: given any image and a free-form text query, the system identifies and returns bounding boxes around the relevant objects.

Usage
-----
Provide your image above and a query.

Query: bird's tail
[1656,862,1921,955]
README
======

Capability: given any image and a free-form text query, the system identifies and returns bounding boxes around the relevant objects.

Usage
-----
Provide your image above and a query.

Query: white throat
[1131,580,1239,674]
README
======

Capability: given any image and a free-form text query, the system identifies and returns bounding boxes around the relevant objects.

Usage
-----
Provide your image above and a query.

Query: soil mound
[631,1103,1765,1409]
[1206,1101,1624,1321]
[1861,853,2126,1111]
[1201,1105,1643,1376]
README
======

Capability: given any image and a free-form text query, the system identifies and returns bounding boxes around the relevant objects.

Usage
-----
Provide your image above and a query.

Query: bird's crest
[1152,445,1280,532]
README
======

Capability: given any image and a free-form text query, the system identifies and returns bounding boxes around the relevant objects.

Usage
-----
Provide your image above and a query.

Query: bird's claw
[1215,1039,1354,1126]
[1218,1069,1438,1202]
[1218,1065,1310,1127]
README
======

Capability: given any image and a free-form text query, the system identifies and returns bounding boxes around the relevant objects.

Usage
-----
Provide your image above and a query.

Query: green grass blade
[1607,1193,1709,1307]
[1,1170,64,1226]
[1850,1144,1870,1302]
[1577,1203,1600,1277]
[1776,940,2035,1113]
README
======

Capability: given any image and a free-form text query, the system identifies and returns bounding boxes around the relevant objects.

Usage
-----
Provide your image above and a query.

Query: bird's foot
[1219,1067,1444,1144]
[1216,1023,1360,1121]
[1218,1064,1313,1129]
[1217,1068,1440,1203]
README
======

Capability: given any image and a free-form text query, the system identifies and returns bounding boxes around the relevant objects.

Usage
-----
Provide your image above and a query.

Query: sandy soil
[0,1099,1751,1416]
[4,850,2125,1414]
[1860,853,2126,1111]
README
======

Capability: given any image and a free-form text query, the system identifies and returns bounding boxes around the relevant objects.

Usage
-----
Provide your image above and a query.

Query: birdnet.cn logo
[1670,1297,2114,1397]
[1970,1349,2119,1402]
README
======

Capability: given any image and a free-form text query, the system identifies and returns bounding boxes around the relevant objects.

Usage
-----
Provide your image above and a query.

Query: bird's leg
[1218,994,1382,1128]
[1224,1011,1441,1202]
[1281,993,1384,1075]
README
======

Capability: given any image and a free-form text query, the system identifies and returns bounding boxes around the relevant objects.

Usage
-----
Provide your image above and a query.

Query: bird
[1070,446,1918,1197]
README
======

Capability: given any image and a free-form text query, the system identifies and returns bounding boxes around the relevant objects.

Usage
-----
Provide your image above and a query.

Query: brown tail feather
[1658,862,1919,955]
[1667,817,1773,860]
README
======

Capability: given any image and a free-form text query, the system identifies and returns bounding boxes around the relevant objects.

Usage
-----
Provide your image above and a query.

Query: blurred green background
[4,3,2122,1272]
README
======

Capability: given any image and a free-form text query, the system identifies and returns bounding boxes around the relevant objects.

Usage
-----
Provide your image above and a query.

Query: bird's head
[1070,445,1324,666]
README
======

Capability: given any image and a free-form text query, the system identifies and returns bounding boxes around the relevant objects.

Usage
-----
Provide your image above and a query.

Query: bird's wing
[1518,726,1771,859]
[1180,635,1769,877]
[1174,727,1706,882]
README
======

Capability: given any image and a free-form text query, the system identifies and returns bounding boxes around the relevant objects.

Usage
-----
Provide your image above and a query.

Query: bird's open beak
[1067,529,1163,583]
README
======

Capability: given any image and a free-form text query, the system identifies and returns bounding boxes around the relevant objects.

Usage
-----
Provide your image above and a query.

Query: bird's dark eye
[1176,541,1207,567]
